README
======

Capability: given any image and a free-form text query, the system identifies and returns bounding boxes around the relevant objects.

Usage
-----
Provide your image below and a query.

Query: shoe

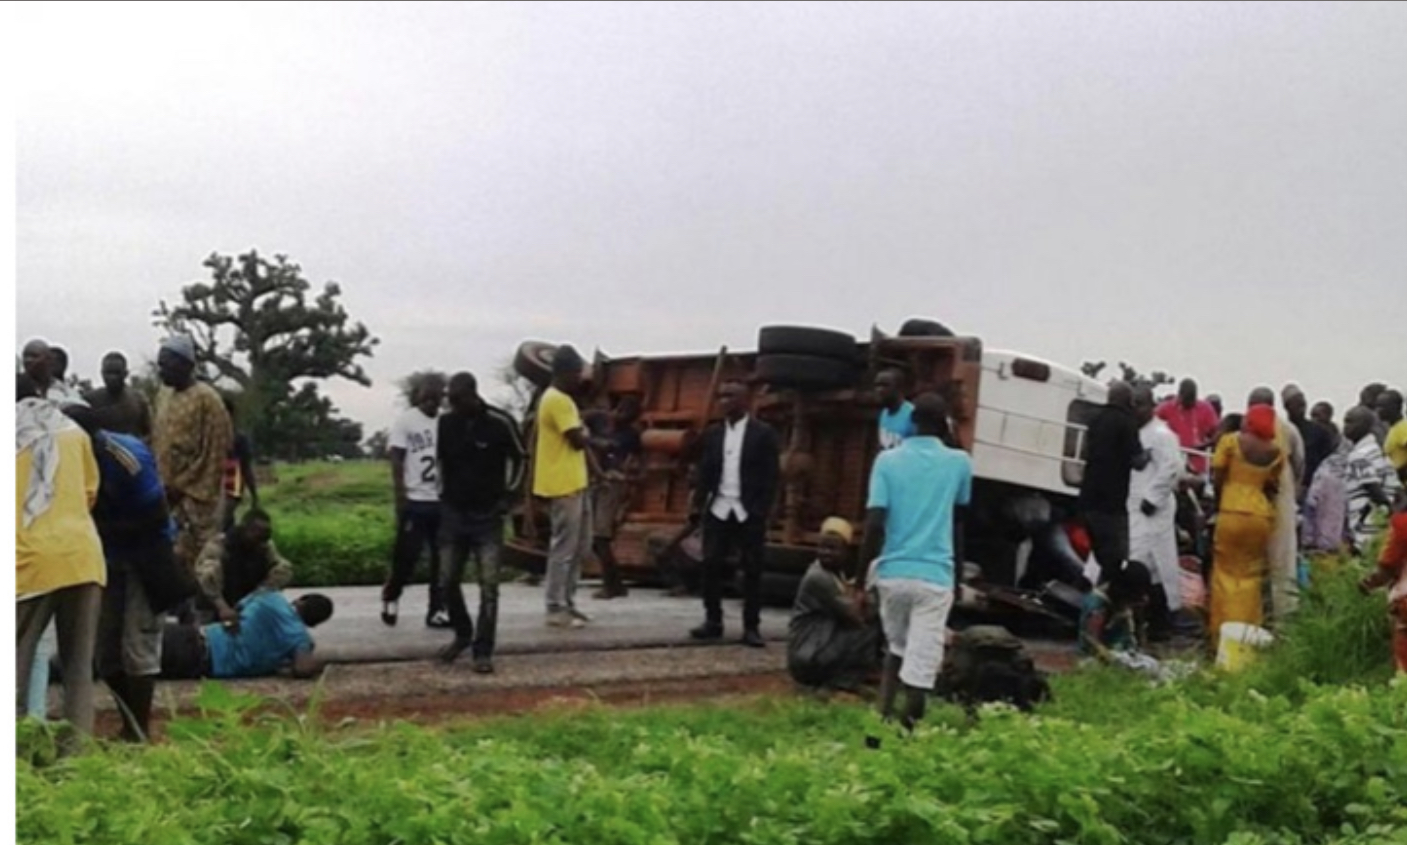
[472,656,494,675]
[380,601,398,627]
[426,609,452,630]
[547,611,586,629]
[592,586,629,600]
[568,608,592,624]
[438,637,471,664]
[690,623,724,641]
[741,629,766,649]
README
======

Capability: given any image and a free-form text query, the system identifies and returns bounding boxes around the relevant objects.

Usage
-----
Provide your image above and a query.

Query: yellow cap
[820,516,854,544]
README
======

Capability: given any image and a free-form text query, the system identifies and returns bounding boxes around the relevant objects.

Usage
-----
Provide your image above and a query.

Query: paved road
[70,583,1081,721]
[309,582,794,663]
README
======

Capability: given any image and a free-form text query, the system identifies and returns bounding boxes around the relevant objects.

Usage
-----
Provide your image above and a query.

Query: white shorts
[877,579,954,690]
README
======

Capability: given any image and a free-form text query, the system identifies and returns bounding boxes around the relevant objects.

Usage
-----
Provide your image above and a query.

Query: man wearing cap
[787,517,880,693]
[532,344,599,628]
[152,336,233,575]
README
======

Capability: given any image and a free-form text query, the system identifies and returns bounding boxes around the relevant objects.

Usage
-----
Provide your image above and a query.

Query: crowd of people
[1073,377,1406,674]
[779,371,1406,726]
[16,337,333,749]
[16,329,1407,746]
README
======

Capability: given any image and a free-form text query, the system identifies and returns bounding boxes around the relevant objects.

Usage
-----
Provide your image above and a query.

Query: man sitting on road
[160,591,333,680]
[194,509,293,627]
[787,517,880,694]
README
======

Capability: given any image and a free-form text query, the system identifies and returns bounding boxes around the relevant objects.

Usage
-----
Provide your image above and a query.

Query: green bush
[259,461,397,587]
[16,680,1407,844]
[1238,562,1396,693]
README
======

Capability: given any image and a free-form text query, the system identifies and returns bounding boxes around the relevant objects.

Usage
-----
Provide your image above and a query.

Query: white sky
[12,1,1406,435]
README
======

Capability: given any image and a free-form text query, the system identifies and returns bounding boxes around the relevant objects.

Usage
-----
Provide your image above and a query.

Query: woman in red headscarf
[1207,405,1284,649]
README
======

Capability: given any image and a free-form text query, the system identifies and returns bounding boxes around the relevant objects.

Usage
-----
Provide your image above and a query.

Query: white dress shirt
[710,415,750,521]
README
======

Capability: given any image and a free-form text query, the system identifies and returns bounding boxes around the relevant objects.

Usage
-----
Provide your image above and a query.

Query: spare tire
[513,341,557,388]
[755,354,858,391]
[757,325,858,362]
[898,318,955,338]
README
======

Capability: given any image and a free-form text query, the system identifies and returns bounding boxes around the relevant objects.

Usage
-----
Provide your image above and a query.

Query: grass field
[17,560,1407,844]
[17,658,1407,844]
[260,460,397,587]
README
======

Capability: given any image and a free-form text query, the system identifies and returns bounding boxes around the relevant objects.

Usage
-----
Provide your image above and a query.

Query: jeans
[439,508,504,658]
[25,625,55,720]
[702,514,766,631]
[383,501,444,611]
[544,492,592,613]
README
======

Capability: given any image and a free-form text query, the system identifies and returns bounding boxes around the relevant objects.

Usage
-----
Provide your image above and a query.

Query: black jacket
[692,416,781,523]
[438,404,527,514]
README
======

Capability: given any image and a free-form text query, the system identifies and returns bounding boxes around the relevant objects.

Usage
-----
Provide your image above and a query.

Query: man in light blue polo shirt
[860,392,972,730]
[875,369,916,451]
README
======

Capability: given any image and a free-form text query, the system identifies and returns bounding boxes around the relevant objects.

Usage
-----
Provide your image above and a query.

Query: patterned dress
[154,382,233,569]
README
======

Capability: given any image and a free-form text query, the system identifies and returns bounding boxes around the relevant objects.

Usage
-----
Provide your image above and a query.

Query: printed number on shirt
[420,455,437,484]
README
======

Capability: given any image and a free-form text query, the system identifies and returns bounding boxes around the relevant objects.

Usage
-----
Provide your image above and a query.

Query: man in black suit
[689,379,781,648]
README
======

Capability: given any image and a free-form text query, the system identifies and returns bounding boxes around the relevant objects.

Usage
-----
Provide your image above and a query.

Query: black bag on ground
[934,625,1052,711]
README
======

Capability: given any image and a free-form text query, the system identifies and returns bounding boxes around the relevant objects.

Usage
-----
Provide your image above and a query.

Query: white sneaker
[568,608,592,624]
[547,611,586,629]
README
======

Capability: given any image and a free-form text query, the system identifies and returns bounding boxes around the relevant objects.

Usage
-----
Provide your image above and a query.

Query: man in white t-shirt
[381,374,449,628]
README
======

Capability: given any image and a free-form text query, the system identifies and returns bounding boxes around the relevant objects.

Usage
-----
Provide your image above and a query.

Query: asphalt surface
[305,582,795,663]
[64,582,1081,722]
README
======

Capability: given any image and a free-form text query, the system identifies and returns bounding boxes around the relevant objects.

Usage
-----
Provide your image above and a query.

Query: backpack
[935,625,1052,712]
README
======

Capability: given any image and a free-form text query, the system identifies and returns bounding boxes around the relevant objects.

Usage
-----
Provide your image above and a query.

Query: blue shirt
[877,402,917,451]
[1078,589,1135,655]
[91,431,176,551]
[867,437,973,588]
[205,591,313,678]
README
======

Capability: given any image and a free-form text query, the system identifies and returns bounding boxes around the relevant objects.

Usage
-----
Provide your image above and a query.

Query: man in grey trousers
[532,345,598,628]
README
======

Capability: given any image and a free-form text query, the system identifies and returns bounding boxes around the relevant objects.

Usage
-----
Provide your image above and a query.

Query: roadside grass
[260,460,395,587]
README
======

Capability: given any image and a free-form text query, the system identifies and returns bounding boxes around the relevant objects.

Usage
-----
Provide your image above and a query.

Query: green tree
[365,429,390,460]
[260,382,364,461]
[153,250,378,457]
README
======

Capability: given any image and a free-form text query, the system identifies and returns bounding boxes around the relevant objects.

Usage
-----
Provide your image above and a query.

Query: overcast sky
[14,1,1406,434]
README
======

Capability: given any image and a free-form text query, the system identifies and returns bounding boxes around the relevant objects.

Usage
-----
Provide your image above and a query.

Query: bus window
[1062,399,1103,487]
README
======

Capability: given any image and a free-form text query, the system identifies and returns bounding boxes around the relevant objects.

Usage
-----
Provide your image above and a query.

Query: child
[1359,502,1407,674]
[1080,560,1162,675]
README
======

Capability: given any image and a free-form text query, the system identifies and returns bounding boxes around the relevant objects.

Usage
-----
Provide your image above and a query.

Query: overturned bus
[505,321,1110,624]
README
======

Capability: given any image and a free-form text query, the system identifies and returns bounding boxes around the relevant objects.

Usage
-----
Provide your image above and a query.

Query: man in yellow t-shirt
[533,345,596,627]
[1378,389,1406,484]
[15,377,106,742]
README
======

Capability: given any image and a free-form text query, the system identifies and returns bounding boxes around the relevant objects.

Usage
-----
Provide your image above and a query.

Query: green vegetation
[16,675,1407,844]
[261,460,395,587]
[16,567,1407,844]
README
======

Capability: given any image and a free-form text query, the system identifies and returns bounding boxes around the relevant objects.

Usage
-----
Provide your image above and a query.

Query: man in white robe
[1128,386,1184,634]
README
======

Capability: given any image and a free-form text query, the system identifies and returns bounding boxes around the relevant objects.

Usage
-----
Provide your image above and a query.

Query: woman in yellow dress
[1209,405,1284,647]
